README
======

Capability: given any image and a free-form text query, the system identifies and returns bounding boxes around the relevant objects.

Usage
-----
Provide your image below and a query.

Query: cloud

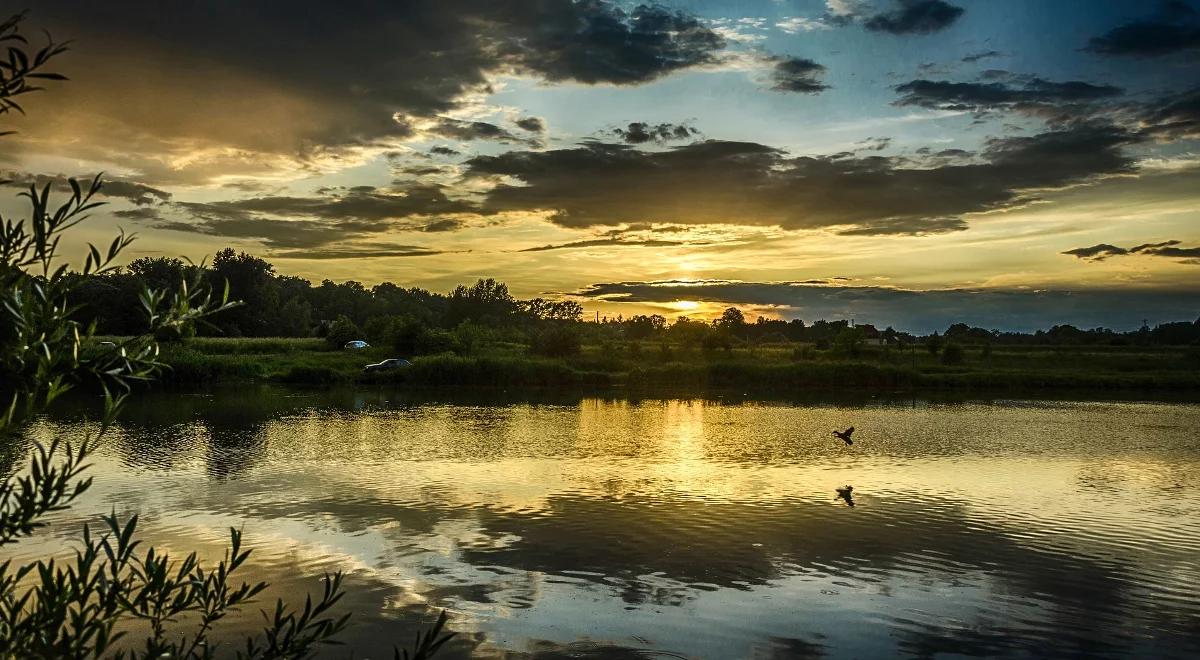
[491,2,726,85]
[769,56,829,93]
[1064,239,1200,264]
[863,0,965,35]
[138,184,476,249]
[186,185,473,222]
[608,121,699,144]
[112,207,163,221]
[429,146,460,157]
[515,116,546,133]
[567,279,1200,332]
[400,116,531,144]
[466,123,1139,235]
[894,76,1123,117]
[421,218,464,232]
[776,17,831,34]
[1136,86,1200,139]
[1085,1,1200,57]
[1060,244,1131,261]
[855,136,893,151]
[150,215,390,250]
[519,237,689,252]
[15,1,727,185]
[1,171,172,205]
[266,245,447,260]
[962,50,1004,63]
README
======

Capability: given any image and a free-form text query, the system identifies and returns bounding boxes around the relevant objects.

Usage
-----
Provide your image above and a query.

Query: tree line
[68,249,1200,351]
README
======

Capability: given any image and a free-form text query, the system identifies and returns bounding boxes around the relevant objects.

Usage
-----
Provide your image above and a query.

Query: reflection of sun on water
[663,400,705,463]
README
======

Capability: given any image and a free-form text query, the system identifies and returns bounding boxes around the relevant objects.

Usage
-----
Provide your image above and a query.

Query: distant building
[857,324,894,346]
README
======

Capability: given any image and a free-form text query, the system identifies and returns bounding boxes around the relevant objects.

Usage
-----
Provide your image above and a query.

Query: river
[10,386,1200,658]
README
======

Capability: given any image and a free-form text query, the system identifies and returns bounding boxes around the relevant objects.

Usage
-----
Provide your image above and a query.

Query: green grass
[98,336,1200,394]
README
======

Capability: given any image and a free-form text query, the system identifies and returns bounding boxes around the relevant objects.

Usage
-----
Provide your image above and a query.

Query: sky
[2,0,1199,332]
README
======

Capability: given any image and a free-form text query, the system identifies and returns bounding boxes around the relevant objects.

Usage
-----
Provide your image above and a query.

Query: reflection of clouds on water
[14,388,1200,658]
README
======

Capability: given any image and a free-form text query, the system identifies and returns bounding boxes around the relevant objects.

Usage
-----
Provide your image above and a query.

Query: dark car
[362,358,412,373]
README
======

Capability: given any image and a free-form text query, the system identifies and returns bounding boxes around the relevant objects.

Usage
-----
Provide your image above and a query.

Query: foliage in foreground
[0,12,454,659]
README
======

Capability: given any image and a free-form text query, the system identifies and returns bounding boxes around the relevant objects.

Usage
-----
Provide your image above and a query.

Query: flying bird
[835,485,855,507]
[833,426,855,445]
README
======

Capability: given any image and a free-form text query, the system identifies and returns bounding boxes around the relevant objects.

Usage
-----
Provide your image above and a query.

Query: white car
[343,340,370,349]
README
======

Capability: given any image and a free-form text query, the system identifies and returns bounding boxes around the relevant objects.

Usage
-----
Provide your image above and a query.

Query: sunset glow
[2,0,1197,331]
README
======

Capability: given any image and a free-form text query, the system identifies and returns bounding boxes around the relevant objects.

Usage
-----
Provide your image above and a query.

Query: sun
[671,300,701,311]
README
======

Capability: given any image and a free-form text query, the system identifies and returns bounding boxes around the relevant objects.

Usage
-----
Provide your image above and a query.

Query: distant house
[857,324,889,346]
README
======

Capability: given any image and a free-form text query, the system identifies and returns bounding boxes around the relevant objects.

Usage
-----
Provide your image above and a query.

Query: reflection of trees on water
[29,387,1200,658]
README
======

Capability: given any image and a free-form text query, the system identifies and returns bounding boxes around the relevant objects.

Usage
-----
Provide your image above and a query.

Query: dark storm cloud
[150,215,389,250]
[1,171,171,205]
[1085,1,1200,57]
[769,56,829,93]
[142,184,475,249]
[609,121,698,144]
[187,185,473,222]
[24,1,726,169]
[894,77,1123,116]
[1063,240,1200,264]
[567,280,1200,332]
[429,146,460,157]
[863,0,965,35]
[466,123,1139,234]
[494,2,726,85]
[515,116,546,133]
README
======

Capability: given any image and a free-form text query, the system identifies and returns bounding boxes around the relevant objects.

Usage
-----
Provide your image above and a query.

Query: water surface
[10,387,1200,658]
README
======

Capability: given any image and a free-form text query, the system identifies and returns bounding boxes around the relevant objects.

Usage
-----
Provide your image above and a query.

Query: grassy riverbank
[126,337,1200,394]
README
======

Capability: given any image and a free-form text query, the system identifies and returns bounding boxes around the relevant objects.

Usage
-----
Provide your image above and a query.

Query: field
[103,336,1200,394]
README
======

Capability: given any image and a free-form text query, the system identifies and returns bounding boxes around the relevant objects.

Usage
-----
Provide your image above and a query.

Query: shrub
[0,15,452,658]
[941,342,965,365]
[701,329,733,354]
[926,334,944,356]
[324,314,361,348]
[531,323,582,357]
[415,327,460,355]
[833,328,864,357]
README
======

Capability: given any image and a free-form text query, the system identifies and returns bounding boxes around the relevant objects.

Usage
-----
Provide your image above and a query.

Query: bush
[926,334,944,356]
[0,18,453,658]
[415,327,460,355]
[833,328,864,357]
[531,323,582,357]
[941,342,965,365]
[324,315,361,348]
[701,329,733,354]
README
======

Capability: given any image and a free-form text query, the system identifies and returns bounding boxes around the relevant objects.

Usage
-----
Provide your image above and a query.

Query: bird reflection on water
[16,387,1200,659]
